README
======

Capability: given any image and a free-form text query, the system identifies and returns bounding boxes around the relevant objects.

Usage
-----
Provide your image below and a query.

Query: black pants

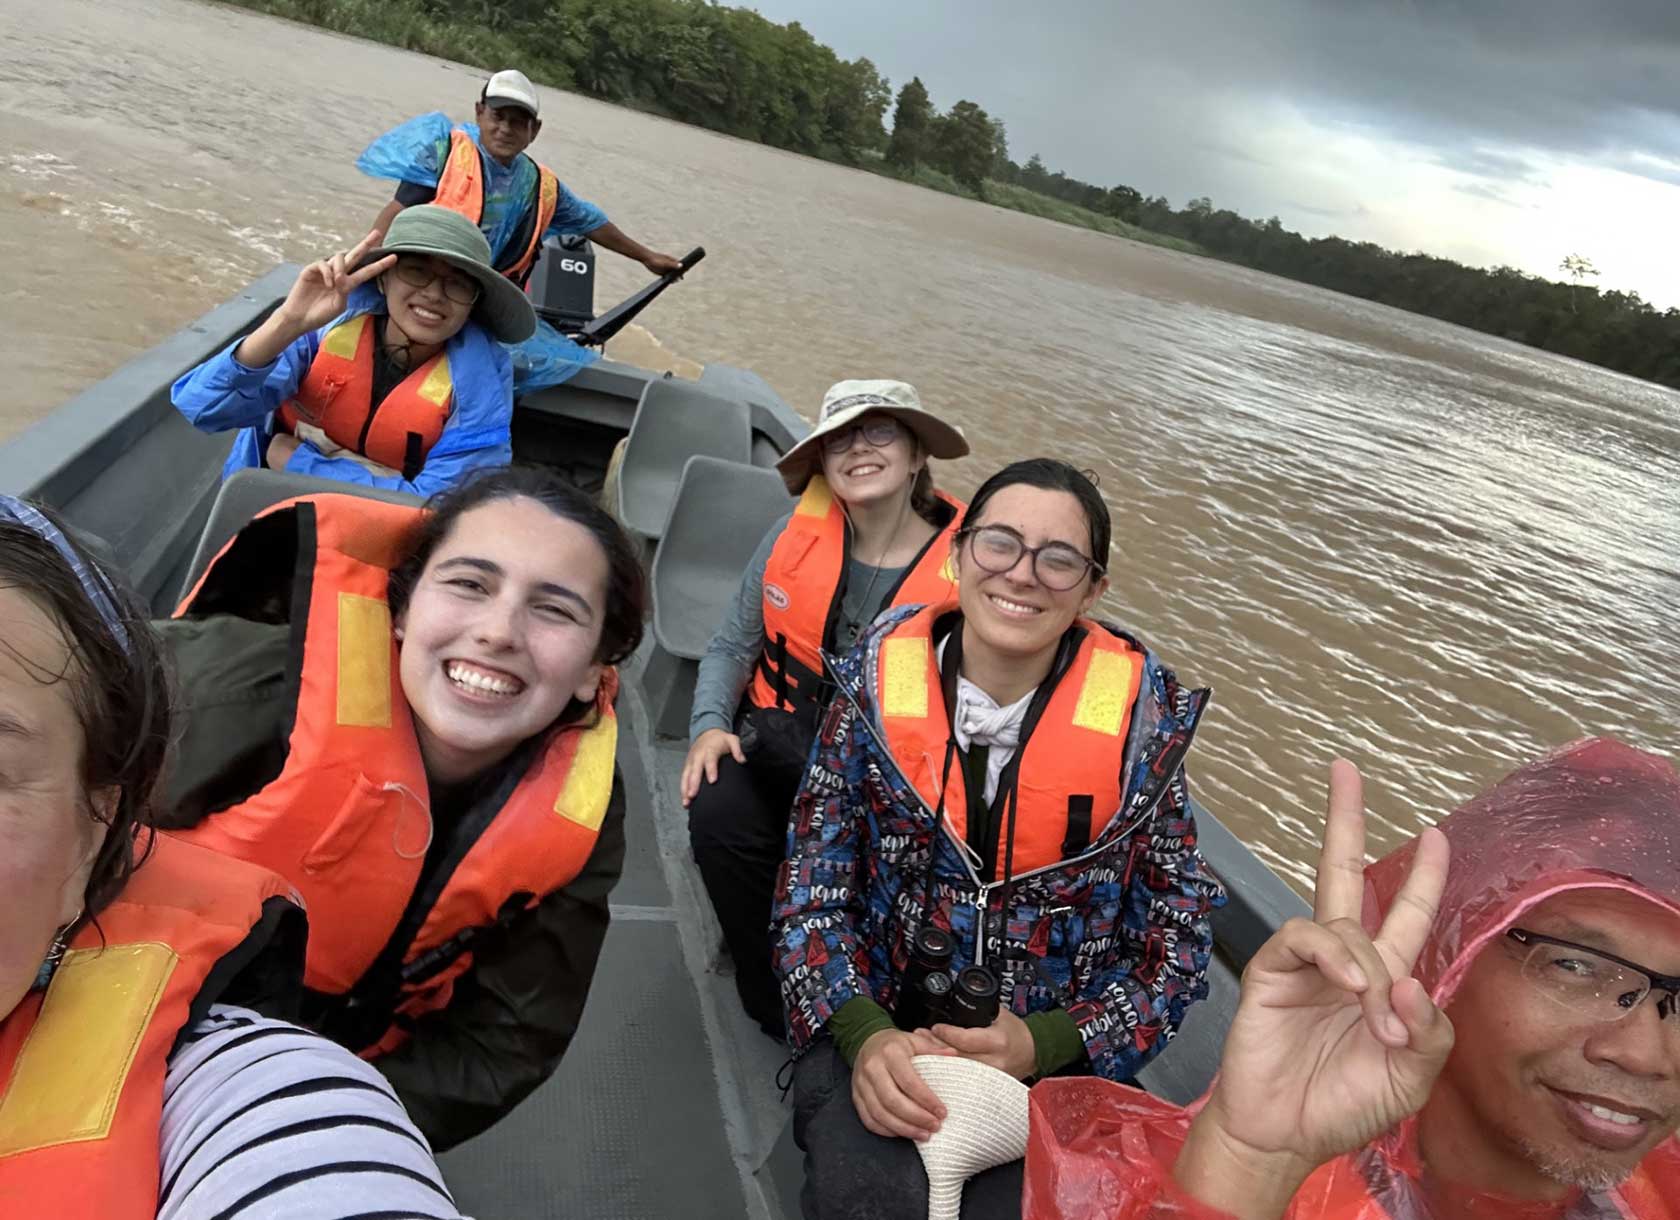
[792,1041,1023,1220]
[688,751,801,1036]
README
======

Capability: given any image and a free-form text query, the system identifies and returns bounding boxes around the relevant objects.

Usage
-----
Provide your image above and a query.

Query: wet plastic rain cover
[1023,739,1680,1220]
[510,317,600,395]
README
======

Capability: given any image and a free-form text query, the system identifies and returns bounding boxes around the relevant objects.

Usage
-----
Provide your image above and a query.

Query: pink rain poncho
[1024,739,1680,1220]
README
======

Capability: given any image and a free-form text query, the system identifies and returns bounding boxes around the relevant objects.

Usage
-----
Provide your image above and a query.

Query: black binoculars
[893,925,999,1031]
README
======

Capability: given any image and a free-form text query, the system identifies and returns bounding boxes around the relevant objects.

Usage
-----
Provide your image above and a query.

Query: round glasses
[821,418,905,454]
[958,524,1102,591]
[1507,927,1680,1026]
[393,257,480,306]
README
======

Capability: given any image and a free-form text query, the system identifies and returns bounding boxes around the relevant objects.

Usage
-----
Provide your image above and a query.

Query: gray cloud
[1453,181,1521,206]
[745,0,1680,196]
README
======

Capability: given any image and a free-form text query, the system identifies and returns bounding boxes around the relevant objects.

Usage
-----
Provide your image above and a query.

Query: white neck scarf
[937,637,1035,806]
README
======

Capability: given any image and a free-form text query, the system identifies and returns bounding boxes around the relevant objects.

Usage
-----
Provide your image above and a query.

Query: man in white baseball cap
[359,67,684,289]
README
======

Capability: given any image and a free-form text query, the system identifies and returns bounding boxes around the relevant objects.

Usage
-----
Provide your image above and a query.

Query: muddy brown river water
[4,0,1676,889]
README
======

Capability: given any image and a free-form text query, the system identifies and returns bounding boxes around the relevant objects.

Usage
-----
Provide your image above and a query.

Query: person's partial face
[381,255,476,348]
[474,100,541,163]
[397,496,609,786]
[817,413,921,510]
[1434,888,1680,1195]
[0,587,110,1019]
[954,484,1107,661]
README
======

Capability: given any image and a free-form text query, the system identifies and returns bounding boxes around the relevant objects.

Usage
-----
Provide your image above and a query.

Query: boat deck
[439,644,797,1218]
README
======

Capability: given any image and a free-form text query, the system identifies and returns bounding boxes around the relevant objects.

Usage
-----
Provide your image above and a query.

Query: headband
[0,495,131,654]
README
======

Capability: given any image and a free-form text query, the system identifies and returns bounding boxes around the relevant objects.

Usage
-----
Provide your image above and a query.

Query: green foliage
[930,100,998,195]
[227,0,891,162]
[886,77,933,169]
[983,182,1201,253]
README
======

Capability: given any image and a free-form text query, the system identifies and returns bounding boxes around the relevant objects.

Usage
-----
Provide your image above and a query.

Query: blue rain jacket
[171,284,514,497]
[358,113,606,394]
[358,113,608,263]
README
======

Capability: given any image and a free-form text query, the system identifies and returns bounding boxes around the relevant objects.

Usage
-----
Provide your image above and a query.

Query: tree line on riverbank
[229,0,1680,391]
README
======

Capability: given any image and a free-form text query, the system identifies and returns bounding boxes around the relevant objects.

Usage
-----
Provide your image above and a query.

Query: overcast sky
[747,0,1680,308]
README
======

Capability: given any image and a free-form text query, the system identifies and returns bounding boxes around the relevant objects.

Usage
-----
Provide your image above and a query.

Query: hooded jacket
[770,603,1227,1083]
[1023,738,1680,1220]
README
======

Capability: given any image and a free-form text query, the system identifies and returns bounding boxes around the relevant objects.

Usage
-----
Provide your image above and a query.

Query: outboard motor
[527,233,597,334]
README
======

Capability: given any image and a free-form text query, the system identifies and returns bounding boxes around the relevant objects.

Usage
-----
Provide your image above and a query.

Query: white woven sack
[911,1055,1031,1220]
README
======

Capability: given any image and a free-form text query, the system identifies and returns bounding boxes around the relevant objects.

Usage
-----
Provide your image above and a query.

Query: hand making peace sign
[1175,761,1455,1218]
[275,230,397,334]
[234,231,399,370]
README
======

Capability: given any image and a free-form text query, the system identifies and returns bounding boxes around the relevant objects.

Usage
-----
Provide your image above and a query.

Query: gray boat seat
[179,468,423,601]
[641,456,792,738]
[617,378,753,542]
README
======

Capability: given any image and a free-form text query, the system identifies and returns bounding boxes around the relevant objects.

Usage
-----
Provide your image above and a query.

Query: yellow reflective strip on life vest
[554,714,619,831]
[320,313,368,361]
[451,135,478,176]
[1071,650,1135,736]
[335,592,393,728]
[938,552,957,583]
[796,477,834,519]
[416,354,452,408]
[0,943,177,1156]
[881,636,930,719]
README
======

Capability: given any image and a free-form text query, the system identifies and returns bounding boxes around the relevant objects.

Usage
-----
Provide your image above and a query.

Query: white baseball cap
[483,69,541,118]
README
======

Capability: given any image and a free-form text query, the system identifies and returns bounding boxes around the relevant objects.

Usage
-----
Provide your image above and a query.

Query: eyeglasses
[392,257,481,306]
[957,524,1103,591]
[1507,927,1680,1026]
[820,418,906,454]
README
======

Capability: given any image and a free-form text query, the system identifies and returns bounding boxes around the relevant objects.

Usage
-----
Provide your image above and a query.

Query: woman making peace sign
[172,205,535,496]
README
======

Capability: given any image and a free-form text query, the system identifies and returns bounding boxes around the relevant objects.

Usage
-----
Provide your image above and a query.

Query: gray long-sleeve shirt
[689,512,907,742]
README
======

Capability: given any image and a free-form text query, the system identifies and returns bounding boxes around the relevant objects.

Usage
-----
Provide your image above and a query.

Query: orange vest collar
[277,312,454,479]
[750,476,964,717]
[173,496,616,1042]
[874,603,1143,878]
[0,834,294,1214]
[432,127,560,287]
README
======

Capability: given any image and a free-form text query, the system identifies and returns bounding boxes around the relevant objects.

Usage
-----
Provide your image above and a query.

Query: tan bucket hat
[775,379,969,494]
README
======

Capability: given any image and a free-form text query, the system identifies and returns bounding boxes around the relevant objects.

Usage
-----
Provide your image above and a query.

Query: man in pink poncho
[1025,739,1680,1220]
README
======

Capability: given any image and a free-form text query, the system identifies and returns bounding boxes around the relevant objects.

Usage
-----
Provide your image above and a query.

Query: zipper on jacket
[824,646,1204,965]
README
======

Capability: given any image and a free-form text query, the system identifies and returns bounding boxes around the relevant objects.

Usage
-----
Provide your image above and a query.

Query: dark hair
[962,458,1112,577]
[0,512,170,920]
[908,445,944,525]
[388,465,648,671]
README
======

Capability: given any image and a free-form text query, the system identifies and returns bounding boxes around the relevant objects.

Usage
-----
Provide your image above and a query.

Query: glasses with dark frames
[1506,927,1680,1025]
[956,524,1104,591]
[392,257,481,306]
[820,418,906,455]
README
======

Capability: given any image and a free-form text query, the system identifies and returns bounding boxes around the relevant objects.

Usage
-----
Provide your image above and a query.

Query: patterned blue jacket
[770,605,1227,1081]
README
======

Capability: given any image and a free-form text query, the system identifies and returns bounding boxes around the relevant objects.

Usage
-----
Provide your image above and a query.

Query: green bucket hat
[357,204,536,344]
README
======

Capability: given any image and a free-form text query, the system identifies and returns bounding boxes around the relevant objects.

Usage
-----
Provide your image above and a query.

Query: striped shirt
[157,1006,467,1220]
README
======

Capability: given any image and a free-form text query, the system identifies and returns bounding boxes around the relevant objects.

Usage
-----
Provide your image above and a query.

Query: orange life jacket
[748,476,964,719]
[170,494,618,1052]
[432,127,561,288]
[0,833,300,1217]
[275,312,454,480]
[873,602,1144,877]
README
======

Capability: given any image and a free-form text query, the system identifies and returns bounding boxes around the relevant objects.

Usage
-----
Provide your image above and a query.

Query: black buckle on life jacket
[1061,795,1093,858]
[401,891,535,988]
[402,431,424,482]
